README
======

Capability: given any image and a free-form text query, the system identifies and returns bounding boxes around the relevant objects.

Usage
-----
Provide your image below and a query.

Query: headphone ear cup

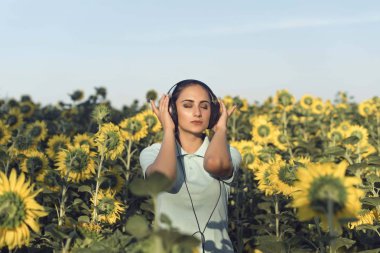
[208,100,221,129]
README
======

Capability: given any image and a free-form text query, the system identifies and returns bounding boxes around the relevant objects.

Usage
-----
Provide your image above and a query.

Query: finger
[150,100,159,116]
[228,105,237,116]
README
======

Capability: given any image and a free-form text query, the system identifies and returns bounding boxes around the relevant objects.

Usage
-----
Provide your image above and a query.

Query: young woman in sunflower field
[139,79,242,253]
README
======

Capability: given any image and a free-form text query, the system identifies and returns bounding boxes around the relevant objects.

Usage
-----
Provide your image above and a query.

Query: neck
[176,131,205,154]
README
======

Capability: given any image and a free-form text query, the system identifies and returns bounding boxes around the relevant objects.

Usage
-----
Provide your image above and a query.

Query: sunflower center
[304,97,313,106]
[30,126,42,137]
[125,120,142,134]
[7,115,19,127]
[101,174,118,189]
[263,169,271,185]
[243,153,255,165]
[0,192,26,229]
[21,105,32,114]
[258,125,270,137]
[27,157,44,174]
[65,150,89,172]
[279,93,293,106]
[145,115,157,129]
[351,130,364,141]
[105,132,120,151]
[278,166,296,186]
[98,198,115,215]
[53,141,67,154]
[278,134,287,144]
[308,176,347,213]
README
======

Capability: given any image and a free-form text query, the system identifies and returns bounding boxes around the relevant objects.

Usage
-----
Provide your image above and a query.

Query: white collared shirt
[139,136,242,253]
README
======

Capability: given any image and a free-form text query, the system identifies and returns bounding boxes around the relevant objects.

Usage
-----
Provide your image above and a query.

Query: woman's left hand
[212,99,236,132]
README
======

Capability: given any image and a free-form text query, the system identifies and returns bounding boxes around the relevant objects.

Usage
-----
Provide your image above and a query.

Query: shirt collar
[175,136,209,158]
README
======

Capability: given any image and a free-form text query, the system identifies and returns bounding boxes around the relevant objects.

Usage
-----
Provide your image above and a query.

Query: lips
[191,120,203,124]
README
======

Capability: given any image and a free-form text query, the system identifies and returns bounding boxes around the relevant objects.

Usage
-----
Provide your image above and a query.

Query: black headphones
[167,79,221,129]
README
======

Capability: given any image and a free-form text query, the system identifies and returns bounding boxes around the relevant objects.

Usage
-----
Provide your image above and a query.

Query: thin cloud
[124,14,380,42]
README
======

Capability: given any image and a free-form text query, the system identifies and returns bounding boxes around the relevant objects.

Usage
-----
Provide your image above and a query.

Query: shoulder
[140,143,162,158]
[228,145,242,163]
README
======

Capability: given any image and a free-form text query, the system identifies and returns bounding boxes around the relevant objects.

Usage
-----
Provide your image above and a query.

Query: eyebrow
[180,99,210,104]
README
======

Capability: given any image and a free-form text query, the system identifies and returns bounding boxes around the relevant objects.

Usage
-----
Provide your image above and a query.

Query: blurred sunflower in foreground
[291,161,364,233]
[0,169,47,250]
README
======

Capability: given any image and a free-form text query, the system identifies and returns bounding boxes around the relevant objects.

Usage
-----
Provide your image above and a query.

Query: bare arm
[204,100,236,178]
[145,94,177,181]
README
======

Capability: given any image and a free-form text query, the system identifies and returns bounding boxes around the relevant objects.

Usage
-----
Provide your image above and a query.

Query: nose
[193,106,202,117]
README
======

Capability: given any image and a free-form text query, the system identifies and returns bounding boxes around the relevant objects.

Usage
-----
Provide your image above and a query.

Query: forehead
[177,84,210,101]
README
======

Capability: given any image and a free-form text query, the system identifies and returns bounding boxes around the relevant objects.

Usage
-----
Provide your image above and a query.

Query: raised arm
[204,100,237,178]
[145,94,177,181]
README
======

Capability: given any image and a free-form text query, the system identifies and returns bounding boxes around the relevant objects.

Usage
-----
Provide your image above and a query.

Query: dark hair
[168,79,220,131]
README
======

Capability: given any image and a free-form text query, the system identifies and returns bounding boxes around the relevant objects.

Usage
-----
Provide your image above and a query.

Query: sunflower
[5,108,24,130]
[0,121,11,145]
[299,94,315,111]
[323,100,334,115]
[20,150,49,182]
[55,144,96,182]
[348,209,376,229]
[269,159,298,196]
[91,189,125,224]
[254,162,276,196]
[19,101,35,118]
[46,134,70,160]
[337,121,352,134]
[73,133,96,150]
[95,123,125,160]
[271,130,289,151]
[222,95,234,109]
[346,125,369,147]
[327,128,346,144]
[273,89,295,112]
[291,161,364,232]
[9,135,36,156]
[119,113,148,142]
[250,116,277,145]
[140,110,161,133]
[100,167,126,193]
[0,169,48,250]
[25,121,48,143]
[358,99,376,117]
[311,99,324,115]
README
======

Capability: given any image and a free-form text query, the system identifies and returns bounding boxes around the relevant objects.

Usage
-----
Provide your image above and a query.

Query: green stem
[274,194,280,239]
[92,153,104,222]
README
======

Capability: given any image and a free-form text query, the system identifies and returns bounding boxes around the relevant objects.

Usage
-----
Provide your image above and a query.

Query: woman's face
[175,84,211,135]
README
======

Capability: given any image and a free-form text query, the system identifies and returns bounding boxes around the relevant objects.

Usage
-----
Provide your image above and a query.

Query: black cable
[174,140,222,253]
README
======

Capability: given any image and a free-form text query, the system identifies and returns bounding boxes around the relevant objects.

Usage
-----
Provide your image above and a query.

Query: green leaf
[124,215,150,239]
[78,215,90,223]
[324,146,346,156]
[347,163,368,173]
[361,197,380,207]
[342,135,359,145]
[130,172,172,197]
[330,237,356,251]
[78,185,93,194]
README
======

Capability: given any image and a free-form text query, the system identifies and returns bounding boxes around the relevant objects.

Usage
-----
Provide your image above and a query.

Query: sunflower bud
[92,104,111,125]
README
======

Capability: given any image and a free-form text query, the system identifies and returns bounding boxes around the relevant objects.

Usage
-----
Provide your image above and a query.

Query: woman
[139,79,242,253]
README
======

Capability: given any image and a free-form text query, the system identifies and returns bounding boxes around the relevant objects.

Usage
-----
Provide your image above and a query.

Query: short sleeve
[222,146,242,184]
[139,143,161,178]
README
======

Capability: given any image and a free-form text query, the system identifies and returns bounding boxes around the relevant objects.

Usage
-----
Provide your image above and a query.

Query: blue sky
[1,0,379,109]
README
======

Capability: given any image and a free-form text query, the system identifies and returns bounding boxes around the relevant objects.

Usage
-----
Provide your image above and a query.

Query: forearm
[146,130,177,181]
[204,128,233,177]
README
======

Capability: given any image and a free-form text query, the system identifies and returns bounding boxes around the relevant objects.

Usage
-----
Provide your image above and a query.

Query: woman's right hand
[150,94,176,132]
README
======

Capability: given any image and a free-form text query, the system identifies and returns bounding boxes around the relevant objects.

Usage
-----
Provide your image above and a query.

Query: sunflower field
[0,88,380,253]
